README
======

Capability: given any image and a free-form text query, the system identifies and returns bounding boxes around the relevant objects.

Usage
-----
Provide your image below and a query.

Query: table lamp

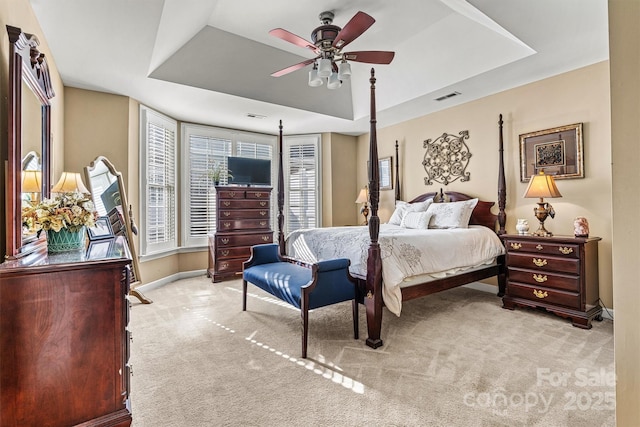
[523,170,562,236]
[355,186,369,225]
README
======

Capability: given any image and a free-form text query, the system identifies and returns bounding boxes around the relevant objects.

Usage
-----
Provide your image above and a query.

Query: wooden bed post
[365,69,384,349]
[395,140,401,201]
[497,114,507,235]
[277,120,286,255]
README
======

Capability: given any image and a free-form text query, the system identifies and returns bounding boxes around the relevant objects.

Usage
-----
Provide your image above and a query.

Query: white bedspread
[286,224,505,316]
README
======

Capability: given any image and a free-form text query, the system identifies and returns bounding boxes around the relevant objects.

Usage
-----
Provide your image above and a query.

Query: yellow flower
[22,192,98,233]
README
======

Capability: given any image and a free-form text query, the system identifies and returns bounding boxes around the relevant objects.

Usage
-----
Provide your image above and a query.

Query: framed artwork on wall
[379,157,393,190]
[520,123,584,182]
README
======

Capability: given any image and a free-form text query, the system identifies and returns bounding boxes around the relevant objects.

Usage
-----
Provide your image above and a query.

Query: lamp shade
[52,172,90,194]
[308,68,323,87]
[523,170,562,199]
[22,170,42,193]
[317,58,332,78]
[327,72,341,89]
[338,61,351,80]
[355,187,368,204]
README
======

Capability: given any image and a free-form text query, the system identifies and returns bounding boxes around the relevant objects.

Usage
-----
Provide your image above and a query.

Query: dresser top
[1,236,131,272]
[501,234,601,244]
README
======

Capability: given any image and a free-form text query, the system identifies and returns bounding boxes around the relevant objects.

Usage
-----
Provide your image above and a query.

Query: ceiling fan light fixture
[308,67,323,87]
[327,72,341,89]
[317,58,332,78]
[338,61,351,79]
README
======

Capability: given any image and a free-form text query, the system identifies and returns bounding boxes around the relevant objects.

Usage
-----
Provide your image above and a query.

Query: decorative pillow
[426,198,478,229]
[387,199,433,225]
[400,211,432,229]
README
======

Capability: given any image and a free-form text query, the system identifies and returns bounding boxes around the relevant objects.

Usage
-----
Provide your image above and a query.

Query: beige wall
[609,0,640,424]
[357,61,614,308]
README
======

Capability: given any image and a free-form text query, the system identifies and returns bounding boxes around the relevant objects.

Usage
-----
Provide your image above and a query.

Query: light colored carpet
[129,276,615,427]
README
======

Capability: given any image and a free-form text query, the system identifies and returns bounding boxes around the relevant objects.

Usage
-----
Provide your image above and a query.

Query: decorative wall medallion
[423,130,471,185]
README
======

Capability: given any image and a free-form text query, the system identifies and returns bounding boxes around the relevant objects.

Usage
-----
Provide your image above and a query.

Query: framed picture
[379,157,393,190]
[87,216,115,241]
[86,239,114,259]
[520,123,584,182]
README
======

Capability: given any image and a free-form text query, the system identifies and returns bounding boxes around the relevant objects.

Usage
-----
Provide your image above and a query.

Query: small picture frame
[86,239,114,259]
[520,123,584,182]
[87,216,115,241]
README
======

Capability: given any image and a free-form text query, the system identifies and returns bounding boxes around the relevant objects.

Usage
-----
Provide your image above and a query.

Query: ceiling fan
[269,10,395,89]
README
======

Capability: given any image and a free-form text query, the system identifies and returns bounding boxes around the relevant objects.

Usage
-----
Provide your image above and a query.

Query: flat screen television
[227,157,271,186]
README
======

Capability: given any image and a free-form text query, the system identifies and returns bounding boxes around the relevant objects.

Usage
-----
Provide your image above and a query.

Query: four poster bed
[274,69,507,349]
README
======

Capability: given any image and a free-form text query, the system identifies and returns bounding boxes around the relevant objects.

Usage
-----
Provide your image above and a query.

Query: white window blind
[140,106,178,255]
[181,124,276,247]
[283,135,321,233]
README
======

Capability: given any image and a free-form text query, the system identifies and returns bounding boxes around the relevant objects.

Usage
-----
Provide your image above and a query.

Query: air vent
[246,113,267,119]
[434,92,461,102]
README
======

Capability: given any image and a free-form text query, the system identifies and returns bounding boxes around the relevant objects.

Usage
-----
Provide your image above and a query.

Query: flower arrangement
[207,161,233,183]
[22,192,98,233]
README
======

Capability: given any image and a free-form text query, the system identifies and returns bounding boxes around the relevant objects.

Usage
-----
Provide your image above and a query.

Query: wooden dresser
[501,234,602,328]
[208,186,273,282]
[0,237,132,427]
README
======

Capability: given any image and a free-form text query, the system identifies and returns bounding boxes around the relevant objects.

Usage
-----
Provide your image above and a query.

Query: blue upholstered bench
[242,243,359,358]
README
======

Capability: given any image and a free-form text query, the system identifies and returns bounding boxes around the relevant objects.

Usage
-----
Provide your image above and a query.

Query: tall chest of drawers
[208,186,273,282]
[502,234,602,328]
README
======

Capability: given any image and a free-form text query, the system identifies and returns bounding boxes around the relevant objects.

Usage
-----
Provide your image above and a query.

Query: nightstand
[501,234,602,328]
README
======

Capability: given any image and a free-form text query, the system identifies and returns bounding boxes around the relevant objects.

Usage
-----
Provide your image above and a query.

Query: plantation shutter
[186,134,232,244]
[142,107,178,254]
[284,135,321,234]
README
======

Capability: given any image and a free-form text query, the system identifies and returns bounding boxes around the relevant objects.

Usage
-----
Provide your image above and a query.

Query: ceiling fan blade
[271,57,318,77]
[269,28,317,52]
[332,11,375,49]
[343,51,395,64]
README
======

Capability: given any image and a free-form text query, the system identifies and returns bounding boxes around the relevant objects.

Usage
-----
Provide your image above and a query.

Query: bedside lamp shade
[52,172,90,194]
[22,170,42,193]
[355,187,368,204]
[523,171,561,236]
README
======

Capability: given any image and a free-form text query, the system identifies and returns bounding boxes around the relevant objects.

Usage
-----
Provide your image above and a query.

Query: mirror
[5,25,54,259]
[85,156,152,304]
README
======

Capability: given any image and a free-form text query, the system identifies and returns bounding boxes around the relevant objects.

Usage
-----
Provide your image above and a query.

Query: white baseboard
[135,269,208,294]
[463,282,614,321]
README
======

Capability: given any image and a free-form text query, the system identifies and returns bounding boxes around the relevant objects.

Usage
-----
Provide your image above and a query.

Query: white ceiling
[29,0,608,136]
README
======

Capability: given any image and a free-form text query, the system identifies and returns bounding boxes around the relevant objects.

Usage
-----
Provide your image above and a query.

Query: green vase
[47,227,86,252]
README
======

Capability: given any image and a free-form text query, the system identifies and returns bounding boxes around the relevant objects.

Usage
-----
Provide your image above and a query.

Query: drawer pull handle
[220,262,229,270]
[255,193,264,198]
[559,247,573,255]
[224,222,231,228]
[532,258,547,267]
[260,221,267,226]
[533,274,548,283]
[260,201,267,207]
[510,243,522,250]
[261,236,270,242]
[229,191,237,198]
[223,212,231,217]
[536,245,543,251]
[260,211,267,216]
[221,238,230,244]
[223,201,231,207]
[221,250,229,256]
[533,289,549,299]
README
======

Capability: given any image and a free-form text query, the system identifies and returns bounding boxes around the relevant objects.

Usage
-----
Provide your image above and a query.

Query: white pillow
[426,198,478,229]
[388,199,433,225]
[400,211,432,229]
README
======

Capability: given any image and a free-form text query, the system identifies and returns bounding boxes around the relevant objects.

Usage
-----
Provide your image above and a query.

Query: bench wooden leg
[352,299,359,340]
[301,299,309,359]
[242,279,247,311]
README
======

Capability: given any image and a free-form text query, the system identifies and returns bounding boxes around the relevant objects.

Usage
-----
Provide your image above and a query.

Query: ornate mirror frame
[5,25,54,259]
[84,156,152,304]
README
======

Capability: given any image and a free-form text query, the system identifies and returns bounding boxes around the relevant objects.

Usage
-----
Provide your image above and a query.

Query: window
[283,134,321,233]
[140,106,178,255]
[181,124,276,247]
